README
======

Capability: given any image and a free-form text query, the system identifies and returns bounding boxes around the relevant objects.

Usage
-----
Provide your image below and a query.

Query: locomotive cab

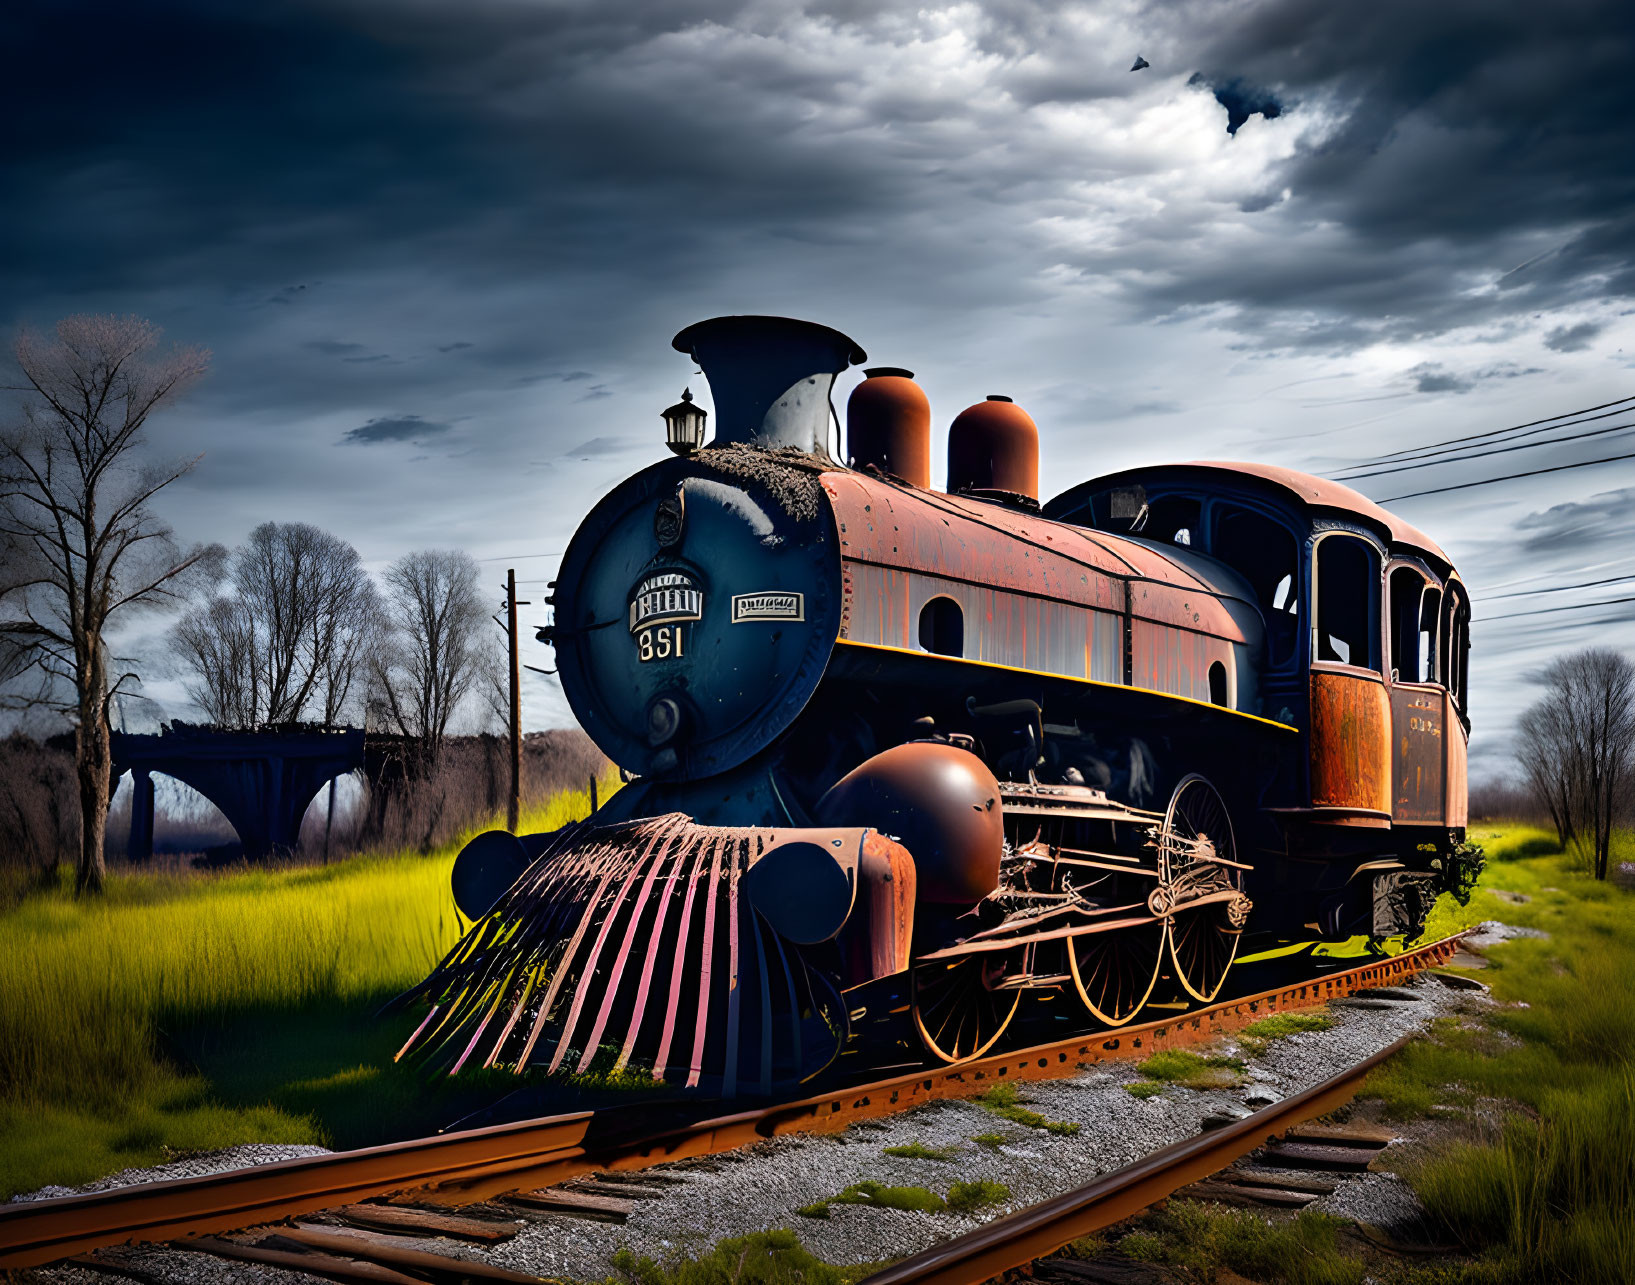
[1047,462,1471,939]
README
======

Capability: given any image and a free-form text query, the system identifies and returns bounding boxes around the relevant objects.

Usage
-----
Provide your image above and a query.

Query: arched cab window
[1440,580,1471,714]
[1212,504,1300,669]
[1313,534,1381,669]
[919,596,964,657]
[1389,565,1441,684]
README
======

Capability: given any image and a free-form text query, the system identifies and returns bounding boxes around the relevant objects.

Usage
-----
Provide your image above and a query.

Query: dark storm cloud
[1187,74,1283,135]
[1150,0,1635,344]
[343,414,452,445]
[1544,322,1604,353]
[7,0,1631,361]
[1515,487,1635,556]
[1409,365,1473,395]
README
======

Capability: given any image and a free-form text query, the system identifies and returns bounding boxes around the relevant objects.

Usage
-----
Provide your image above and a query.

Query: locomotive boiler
[399,315,1474,1096]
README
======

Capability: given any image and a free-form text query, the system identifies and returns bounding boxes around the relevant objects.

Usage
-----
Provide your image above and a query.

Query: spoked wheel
[1159,774,1249,1004]
[1067,918,1165,1027]
[910,954,1022,1064]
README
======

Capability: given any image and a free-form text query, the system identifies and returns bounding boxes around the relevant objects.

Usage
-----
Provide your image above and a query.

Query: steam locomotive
[399,315,1472,1096]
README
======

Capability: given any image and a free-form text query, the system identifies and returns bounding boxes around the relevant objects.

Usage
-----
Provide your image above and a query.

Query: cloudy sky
[5,0,1634,781]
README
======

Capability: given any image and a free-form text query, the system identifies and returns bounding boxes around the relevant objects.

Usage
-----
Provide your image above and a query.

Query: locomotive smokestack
[672,315,867,456]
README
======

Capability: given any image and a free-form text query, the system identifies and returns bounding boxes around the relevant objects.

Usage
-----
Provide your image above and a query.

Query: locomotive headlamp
[661,388,707,455]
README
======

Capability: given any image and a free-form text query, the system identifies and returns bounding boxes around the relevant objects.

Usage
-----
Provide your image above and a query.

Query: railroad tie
[502,1187,635,1222]
[326,1202,524,1242]
[278,1223,554,1283]
[1256,1139,1385,1171]
[180,1235,424,1285]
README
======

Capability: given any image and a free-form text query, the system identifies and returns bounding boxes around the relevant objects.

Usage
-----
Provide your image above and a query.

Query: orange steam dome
[846,367,931,488]
[947,395,1039,505]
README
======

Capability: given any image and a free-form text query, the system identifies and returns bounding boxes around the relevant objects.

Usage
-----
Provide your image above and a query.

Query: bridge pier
[111,724,365,862]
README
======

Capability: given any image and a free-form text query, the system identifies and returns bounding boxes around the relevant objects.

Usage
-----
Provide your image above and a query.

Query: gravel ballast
[21,966,1487,1282]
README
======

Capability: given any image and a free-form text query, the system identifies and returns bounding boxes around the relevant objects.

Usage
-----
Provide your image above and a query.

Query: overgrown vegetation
[975,1081,1082,1135]
[1238,1010,1335,1056]
[797,1177,1009,1220]
[1123,1048,1246,1097]
[607,1230,866,1285]
[882,1141,956,1161]
[0,782,606,1198]
[1117,1203,1366,1285]
[970,1130,1007,1150]
[1355,825,1635,1283]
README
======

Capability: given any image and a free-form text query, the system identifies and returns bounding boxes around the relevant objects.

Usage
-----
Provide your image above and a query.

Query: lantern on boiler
[661,388,708,456]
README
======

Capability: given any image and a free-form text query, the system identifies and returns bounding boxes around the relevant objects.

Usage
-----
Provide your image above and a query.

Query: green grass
[0,783,607,1198]
[1354,825,1635,1284]
[1116,1203,1366,1285]
[882,1141,956,1161]
[975,1081,1082,1135]
[1123,1080,1165,1100]
[970,1131,1006,1150]
[1134,1048,1245,1090]
[607,1229,876,1285]
[945,1179,1009,1214]
[1238,1010,1334,1056]
[797,1177,1009,1220]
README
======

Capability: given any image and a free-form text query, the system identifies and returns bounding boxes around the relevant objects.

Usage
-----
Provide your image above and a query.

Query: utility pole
[503,569,529,833]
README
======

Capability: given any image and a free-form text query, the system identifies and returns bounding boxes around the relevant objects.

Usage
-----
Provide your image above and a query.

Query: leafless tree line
[1,312,509,895]
[1517,647,1635,881]
[172,527,495,773]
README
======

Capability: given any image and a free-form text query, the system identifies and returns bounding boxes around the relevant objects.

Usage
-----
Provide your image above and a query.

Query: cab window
[1314,535,1381,669]
[1212,504,1300,668]
[1389,566,1440,683]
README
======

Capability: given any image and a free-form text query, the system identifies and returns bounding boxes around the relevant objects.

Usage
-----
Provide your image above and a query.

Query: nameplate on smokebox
[732,592,804,623]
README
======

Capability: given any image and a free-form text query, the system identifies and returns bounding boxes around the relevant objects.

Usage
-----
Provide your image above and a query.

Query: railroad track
[0,933,1465,1276]
[856,1033,1414,1285]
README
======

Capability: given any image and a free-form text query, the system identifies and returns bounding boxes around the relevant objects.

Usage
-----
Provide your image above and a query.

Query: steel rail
[855,1032,1414,1285]
[0,933,1462,1270]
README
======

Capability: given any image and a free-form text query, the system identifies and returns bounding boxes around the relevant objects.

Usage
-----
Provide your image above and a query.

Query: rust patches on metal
[1309,669,1392,815]
[1391,684,1446,823]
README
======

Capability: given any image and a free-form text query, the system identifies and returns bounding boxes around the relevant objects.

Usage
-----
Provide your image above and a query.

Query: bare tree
[173,522,378,729]
[369,549,487,774]
[1516,647,1635,880]
[0,315,212,894]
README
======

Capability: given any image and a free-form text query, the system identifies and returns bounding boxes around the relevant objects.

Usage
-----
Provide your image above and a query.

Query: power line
[1478,594,1635,622]
[1339,400,1635,473]
[476,551,561,563]
[1481,571,1635,601]
[1334,418,1635,480]
[1378,449,1635,502]
[1364,392,1635,464]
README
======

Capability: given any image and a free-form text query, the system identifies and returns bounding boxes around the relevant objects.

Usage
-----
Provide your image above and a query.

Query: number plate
[636,624,685,663]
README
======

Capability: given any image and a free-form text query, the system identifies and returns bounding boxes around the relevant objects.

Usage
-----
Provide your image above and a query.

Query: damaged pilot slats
[398,816,848,1094]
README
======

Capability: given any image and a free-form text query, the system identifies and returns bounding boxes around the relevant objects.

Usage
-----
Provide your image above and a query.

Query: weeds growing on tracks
[607,1228,883,1285]
[1355,824,1635,1283]
[1123,1048,1246,1097]
[976,1081,1082,1135]
[796,1177,1011,1219]
[0,780,612,1198]
[882,1141,957,1161]
[1118,1203,1366,1285]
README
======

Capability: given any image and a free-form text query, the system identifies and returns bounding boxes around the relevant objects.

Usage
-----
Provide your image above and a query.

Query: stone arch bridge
[111,722,364,861]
